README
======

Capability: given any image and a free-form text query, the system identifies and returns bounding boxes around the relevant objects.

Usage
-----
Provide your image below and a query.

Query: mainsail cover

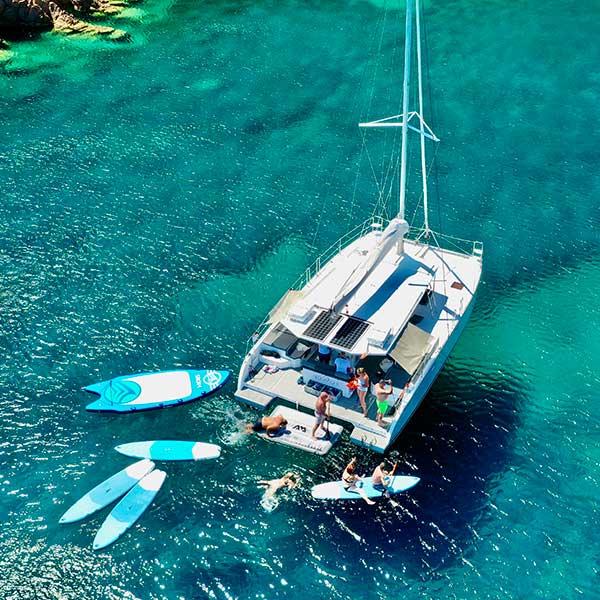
[332,218,409,312]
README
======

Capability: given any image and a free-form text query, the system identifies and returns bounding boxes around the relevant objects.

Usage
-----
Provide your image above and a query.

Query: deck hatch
[303,310,342,341]
[330,317,370,350]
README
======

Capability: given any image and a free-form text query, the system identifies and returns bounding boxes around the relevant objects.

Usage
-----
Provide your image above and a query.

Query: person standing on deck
[374,379,394,426]
[334,352,352,376]
[312,391,331,439]
[356,367,370,417]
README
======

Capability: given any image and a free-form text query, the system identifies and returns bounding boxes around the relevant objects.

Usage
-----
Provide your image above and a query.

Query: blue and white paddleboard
[114,440,221,461]
[93,469,167,550]
[85,369,230,413]
[59,459,155,524]
[311,475,420,500]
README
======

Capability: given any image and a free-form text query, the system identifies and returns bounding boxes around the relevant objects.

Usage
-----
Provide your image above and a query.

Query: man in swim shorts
[374,378,394,426]
[371,461,399,505]
[245,414,288,437]
[311,391,332,439]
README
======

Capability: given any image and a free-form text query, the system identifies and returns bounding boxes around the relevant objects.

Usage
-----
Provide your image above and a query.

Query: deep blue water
[1,0,599,598]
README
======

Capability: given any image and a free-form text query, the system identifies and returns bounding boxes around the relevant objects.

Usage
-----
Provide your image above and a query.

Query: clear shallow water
[1,0,599,598]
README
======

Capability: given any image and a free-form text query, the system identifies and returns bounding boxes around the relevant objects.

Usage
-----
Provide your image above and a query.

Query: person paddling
[371,461,399,506]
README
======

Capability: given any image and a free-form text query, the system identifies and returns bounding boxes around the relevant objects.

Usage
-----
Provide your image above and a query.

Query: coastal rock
[0,0,52,27]
[53,0,125,16]
[48,1,128,39]
[0,0,130,39]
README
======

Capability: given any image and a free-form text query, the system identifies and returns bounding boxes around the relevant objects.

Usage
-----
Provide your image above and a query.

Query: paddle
[383,462,399,507]
[324,402,332,441]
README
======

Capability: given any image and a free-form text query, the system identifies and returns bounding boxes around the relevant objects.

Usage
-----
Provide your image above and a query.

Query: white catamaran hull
[235,0,483,454]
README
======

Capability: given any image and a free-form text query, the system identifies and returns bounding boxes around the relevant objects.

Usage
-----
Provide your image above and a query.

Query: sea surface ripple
[1,0,599,599]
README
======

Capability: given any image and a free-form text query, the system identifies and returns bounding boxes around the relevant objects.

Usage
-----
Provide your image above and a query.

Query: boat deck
[236,364,392,450]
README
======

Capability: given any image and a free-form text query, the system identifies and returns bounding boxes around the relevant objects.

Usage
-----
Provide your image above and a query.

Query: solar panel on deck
[330,317,370,350]
[303,310,342,341]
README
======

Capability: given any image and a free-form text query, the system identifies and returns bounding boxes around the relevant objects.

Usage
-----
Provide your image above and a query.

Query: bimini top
[280,223,434,356]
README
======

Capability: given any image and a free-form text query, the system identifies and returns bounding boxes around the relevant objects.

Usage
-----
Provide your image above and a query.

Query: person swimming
[257,472,301,498]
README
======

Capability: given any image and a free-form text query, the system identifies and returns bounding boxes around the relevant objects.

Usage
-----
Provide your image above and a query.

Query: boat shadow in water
[314,365,527,579]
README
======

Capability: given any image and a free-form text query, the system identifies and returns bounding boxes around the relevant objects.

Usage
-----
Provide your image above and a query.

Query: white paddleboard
[312,475,420,500]
[114,440,221,461]
[59,459,155,524]
[93,469,167,550]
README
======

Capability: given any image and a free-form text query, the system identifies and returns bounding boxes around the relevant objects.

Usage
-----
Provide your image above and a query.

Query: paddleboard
[59,459,155,524]
[93,469,167,550]
[85,369,230,412]
[311,475,420,500]
[256,405,344,455]
[114,440,221,461]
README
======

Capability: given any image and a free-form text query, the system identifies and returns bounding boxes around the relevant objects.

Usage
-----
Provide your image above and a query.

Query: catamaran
[235,0,483,453]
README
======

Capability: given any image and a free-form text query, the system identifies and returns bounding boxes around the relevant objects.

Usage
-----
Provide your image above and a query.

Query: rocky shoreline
[0,0,130,45]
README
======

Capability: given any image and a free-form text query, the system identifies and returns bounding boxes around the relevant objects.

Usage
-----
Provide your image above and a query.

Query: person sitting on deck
[341,457,375,505]
[334,352,352,376]
[245,415,288,437]
[311,391,332,439]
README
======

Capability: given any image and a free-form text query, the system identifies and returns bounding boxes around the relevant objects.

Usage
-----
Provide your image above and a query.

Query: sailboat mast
[415,0,430,233]
[398,0,413,220]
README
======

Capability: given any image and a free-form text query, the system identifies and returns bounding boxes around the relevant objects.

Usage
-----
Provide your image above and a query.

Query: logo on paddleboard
[202,371,222,389]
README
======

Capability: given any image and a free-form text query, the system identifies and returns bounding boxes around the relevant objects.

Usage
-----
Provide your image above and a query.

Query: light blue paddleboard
[59,459,155,524]
[114,440,221,461]
[93,469,167,550]
[311,475,420,500]
[85,369,230,413]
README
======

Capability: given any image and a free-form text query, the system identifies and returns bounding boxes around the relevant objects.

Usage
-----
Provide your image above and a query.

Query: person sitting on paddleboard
[372,461,397,493]
[245,415,288,437]
[257,472,301,498]
[312,391,332,439]
[342,457,375,505]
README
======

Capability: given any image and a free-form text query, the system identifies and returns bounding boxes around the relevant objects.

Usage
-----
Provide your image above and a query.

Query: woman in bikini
[341,457,375,505]
[355,367,370,417]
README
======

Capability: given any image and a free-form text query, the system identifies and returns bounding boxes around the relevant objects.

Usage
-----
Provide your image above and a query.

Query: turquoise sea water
[1,0,599,598]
